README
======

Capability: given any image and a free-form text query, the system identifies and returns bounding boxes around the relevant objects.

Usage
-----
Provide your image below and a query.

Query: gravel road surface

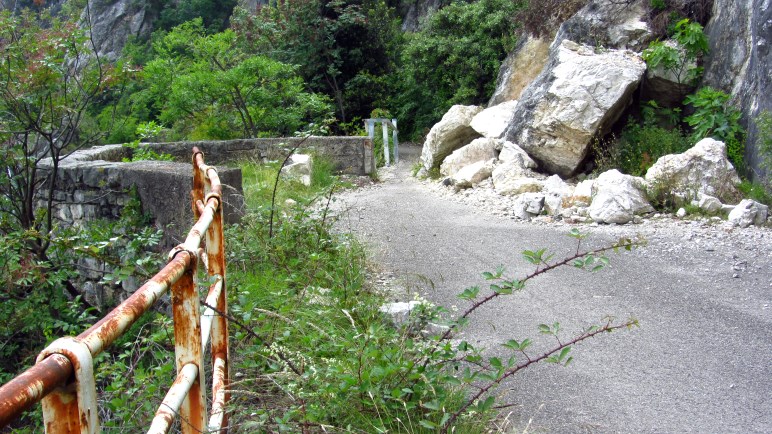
[332,144,771,433]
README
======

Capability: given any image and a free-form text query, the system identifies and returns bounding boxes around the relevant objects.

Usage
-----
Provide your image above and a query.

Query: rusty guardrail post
[168,247,207,434]
[37,337,99,434]
[206,184,229,432]
[192,147,230,432]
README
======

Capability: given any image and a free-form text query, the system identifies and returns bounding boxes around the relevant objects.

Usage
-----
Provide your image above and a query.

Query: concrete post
[382,120,390,166]
[392,118,399,164]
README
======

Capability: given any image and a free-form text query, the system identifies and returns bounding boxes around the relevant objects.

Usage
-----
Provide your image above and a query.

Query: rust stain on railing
[0,148,231,432]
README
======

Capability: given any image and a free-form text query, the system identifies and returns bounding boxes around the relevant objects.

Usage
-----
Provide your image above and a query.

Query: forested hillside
[0,0,522,142]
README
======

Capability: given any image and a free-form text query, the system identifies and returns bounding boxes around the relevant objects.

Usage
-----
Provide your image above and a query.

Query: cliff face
[701,0,771,179]
[398,0,443,31]
[84,0,154,61]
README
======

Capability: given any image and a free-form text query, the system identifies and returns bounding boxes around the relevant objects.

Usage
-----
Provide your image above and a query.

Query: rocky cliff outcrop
[398,0,443,31]
[83,0,154,61]
[550,0,652,51]
[702,0,772,180]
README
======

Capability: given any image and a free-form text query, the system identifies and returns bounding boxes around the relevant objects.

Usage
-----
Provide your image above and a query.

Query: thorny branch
[440,317,639,432]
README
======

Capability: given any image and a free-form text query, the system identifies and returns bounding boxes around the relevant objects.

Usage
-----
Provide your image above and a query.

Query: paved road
[333,144,772,433]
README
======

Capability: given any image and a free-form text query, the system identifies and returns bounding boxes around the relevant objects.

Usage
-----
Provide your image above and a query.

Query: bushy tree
[0,9,125,386]
[231,0,401,127]
[0,9,117,249]
[138,19,333,139]
[390,0,524,139]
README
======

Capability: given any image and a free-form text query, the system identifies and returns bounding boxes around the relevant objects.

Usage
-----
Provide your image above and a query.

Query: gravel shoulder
[332,144,772,433]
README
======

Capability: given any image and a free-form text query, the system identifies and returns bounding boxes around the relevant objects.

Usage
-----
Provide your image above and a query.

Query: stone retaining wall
[142,136,376,176]
[40,136,374,247]
[40,144,245,248]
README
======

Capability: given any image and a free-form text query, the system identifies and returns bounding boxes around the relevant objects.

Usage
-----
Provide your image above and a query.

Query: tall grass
[225,156,490,432]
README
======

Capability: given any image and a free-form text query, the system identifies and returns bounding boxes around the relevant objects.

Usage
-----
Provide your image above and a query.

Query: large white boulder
[492,160,546,196]
[589,169,654,224]
[281,153,313,186]
[470,100,519,139]
[498,141,537,169]
[379,301,423,327]
[644,138,741,203]
[503,40,646,177]
[451,159,495,189]
[440,138,498,177]
[420,105,483,172]
[727,199,769,228]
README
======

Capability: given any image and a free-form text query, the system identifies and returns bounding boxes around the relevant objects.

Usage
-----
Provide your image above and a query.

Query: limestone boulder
[489,0,651,107]
[379,301,424,327]
[440,138,498,177]
[492,160,546,196]
[589,170,654,224]
[503,40,646,177]
[512,193,545,220]
[693,194,723,214]
[451,159,495,190]
[727,199,769,228]
[281,154,313,186]
[420,105,483,172]
[570,179,595,207]
[498,141,537,169]
[470,101,519,139]
[644,138,741,203]
[542,175,575,215]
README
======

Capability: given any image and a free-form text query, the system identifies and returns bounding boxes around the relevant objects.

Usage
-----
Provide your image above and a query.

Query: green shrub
[140,19,333,139]
[231,0,400,128]
[738,180,772,207]
[650,0,667,11]
[122,121,174,162]
[596,118,690,177]
[755,110,772,176]
[684,87,745,170]
[642,18,708,85]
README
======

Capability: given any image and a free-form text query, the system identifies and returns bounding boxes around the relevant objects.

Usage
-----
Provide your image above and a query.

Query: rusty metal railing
[0,147,230,433]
